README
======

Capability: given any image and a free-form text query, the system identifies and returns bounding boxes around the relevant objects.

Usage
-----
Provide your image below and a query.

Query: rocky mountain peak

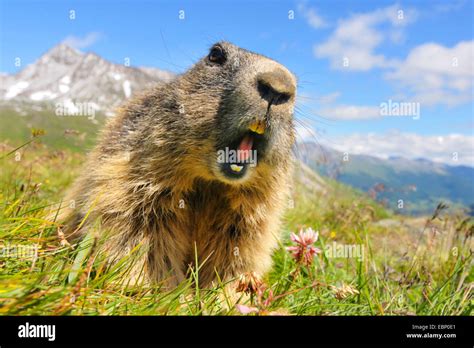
[0,43,175,113]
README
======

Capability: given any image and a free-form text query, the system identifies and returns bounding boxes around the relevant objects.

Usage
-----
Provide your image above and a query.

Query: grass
[0,107,106,153]
[0,130,473,315]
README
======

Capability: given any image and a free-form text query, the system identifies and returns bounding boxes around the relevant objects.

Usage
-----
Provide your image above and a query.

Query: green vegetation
[310,152,474,216]
[0,107,106,152]
[0,116,472,315]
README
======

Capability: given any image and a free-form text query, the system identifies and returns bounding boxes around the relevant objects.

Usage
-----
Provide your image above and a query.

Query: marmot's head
[171,41,297,185]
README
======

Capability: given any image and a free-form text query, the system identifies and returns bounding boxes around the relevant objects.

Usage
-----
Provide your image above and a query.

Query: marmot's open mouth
[219,121,267,180]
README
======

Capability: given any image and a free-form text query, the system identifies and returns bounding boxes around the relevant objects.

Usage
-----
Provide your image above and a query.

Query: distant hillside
[295,142,474,215]
[0,107,105,152]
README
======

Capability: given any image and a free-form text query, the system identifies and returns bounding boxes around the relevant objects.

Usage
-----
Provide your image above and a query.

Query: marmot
[57,42,297,288]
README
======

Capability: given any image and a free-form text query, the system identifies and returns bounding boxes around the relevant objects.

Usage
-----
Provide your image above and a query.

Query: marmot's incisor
[58,42,297,287]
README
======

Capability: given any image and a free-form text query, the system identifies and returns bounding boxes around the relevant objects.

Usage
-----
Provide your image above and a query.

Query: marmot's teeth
[249,121,265,135]
[230,164,244,172]
[249,121,259,133]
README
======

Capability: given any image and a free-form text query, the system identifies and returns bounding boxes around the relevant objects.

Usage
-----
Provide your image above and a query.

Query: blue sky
[1,0,473,165]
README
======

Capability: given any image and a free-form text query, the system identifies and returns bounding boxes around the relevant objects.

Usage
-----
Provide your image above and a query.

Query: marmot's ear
[208,45,226,65]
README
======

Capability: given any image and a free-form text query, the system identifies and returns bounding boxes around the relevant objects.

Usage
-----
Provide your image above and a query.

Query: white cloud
[295,124,318,142]
[312,5,472,107]
[325,131,474,166]
[318,104,380,120]
[317,91,341,104]
[62,32,103,49]
[386,41,474,106]
[298,91,380,121]
[314,4,417,71]
[298,3,327,29]
[297,91,340,106]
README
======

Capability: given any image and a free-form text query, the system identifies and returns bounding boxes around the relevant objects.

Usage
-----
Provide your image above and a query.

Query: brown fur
[56,42,297,288]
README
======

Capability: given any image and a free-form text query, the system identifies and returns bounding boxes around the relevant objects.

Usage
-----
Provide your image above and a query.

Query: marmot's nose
[257,69,295,105]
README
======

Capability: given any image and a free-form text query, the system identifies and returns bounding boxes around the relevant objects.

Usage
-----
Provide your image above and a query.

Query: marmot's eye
[208,46,226,64]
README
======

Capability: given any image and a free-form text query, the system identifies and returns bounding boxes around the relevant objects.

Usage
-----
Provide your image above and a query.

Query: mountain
[0,43,174,115]
[295,142,474,215]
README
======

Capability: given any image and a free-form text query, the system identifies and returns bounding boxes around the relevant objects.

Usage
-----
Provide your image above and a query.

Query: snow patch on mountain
[5,81,30,99]
[123,80,131,98]
[30,91,57,101]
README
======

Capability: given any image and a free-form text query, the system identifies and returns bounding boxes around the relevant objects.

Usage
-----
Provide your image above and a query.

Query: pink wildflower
[235,304,259,314]
[235,287,275,315]
[286,227,321,266]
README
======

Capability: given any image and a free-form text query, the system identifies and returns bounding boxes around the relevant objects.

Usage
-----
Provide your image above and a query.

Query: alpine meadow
[0,0,473,322]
